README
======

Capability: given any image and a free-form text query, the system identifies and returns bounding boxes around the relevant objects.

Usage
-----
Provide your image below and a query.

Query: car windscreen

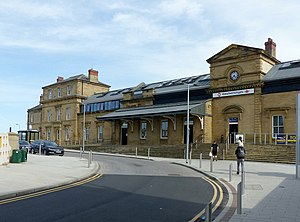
[44,141,59,147]
[19,141,29,145]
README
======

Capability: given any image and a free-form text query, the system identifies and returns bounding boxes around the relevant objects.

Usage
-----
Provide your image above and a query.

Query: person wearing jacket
[235,136,246,175]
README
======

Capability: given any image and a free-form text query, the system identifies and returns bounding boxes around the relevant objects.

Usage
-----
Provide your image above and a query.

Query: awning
[97,101,208,121]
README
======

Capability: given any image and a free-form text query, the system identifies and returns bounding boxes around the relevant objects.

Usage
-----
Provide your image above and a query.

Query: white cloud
[0,1,71,20]
[158,0,204,19]
[1,0,300,132]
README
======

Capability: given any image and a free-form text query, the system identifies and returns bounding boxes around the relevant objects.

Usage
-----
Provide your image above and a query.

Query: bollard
[189,149,192,165]
[205,202,212,222]
[241,171,245,195]
[88,150,92,168]
[223,148,225,160]
[229,163,232,182]
[199,153,202,168]
[135,147,137,157]
[148,148,150,159]
[39,144,42,155]
[184,150,188,164]
[237,182,242,214]
[79,147,83,159]
[210,156,213,172]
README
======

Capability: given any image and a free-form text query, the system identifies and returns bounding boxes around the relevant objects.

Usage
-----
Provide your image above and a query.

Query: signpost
[296,93,300,179]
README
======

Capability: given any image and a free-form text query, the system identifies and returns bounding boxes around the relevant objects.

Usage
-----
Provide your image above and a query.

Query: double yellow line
[0,173,102,205]
[189,176,223,222]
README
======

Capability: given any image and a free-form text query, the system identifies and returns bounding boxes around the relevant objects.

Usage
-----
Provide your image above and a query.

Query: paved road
[0,153,226,222]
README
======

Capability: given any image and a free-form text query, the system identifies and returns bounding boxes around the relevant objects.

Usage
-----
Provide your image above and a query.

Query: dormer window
[48,89,53,99]
[67,85,71,95]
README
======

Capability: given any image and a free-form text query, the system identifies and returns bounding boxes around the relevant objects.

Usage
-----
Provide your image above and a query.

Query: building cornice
[41,95,86,104]
[208,82,264,93]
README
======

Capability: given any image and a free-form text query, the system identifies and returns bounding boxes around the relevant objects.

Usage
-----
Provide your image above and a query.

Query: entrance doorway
[121,123,128,145]
[229,117,238,144]
[184,125,194,144]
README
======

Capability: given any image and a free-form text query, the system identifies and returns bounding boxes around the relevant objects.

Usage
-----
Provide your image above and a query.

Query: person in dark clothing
[210,141,219,161]
[235,136,246,175]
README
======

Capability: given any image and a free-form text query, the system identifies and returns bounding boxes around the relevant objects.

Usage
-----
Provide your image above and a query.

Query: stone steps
[66,143,296,164]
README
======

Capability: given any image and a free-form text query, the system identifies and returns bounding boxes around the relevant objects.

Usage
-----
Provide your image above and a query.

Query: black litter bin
[10,150,22,163]
[20,149,27,162]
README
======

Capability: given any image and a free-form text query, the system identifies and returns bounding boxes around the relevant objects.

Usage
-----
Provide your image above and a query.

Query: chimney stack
[40,94,44,103]
[88,69,99,83]
[264,38,276,58]
[57,76,64,82]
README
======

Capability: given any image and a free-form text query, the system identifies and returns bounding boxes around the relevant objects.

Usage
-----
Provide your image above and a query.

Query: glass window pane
[96,103,100,111]
[115,101,120,109]
[140,122,147,139]
[98,126,103,141]
[273,116,278,126]
[161,121,168,138]
[279,116,284,126]
[279,127,284,133]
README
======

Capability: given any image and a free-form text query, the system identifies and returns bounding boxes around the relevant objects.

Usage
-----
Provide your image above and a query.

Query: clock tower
[206,40,280,143]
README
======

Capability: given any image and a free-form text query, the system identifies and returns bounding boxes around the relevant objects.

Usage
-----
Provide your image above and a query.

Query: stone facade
[27,39,300,150]
[207,43,278,143]
[27,69,110,145]
[205,39,300,145]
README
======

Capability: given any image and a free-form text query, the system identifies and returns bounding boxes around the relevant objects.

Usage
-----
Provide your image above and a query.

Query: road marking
[0,173,102,205]
[189,176,223,222]
[208,177,223,212]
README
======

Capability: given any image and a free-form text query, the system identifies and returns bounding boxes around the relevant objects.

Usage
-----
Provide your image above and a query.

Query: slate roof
[27,104,42,111]
[97,101,207,120]
[83,88,131,104]
[264,60,300,82]
[84,74,210,104]
[43,74,110,88]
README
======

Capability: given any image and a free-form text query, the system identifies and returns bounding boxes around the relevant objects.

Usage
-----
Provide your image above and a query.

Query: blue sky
[1,0,300,133]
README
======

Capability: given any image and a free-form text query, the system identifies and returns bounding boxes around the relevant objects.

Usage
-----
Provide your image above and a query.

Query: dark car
[19,140,31,152]
[30,140,64,156]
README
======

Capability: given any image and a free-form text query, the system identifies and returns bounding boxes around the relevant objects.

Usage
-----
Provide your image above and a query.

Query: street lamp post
[82,103,86,153]
[296,93,300,178]
[186,84,190,164]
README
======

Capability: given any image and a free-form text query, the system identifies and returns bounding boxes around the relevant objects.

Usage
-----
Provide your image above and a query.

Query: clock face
[230,71,239,81]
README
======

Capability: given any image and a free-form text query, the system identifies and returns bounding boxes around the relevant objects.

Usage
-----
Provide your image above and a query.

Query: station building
[27,38,300,148]
[27,69,110,145]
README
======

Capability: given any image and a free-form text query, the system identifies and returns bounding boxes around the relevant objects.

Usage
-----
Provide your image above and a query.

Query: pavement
[1,151,299,222]
[0,152,99,199]
[152,157,300,222]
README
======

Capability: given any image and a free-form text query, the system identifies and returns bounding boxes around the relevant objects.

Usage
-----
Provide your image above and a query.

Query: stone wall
[192,143,296,164]
[67,143,296,164]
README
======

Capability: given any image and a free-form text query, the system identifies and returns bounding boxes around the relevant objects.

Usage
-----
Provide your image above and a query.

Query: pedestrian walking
[210,141,219,161]
[235,136,245,174]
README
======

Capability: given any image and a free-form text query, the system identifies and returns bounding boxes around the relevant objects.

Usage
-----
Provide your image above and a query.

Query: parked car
[18,140,31,152]
[30,140,64,156]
